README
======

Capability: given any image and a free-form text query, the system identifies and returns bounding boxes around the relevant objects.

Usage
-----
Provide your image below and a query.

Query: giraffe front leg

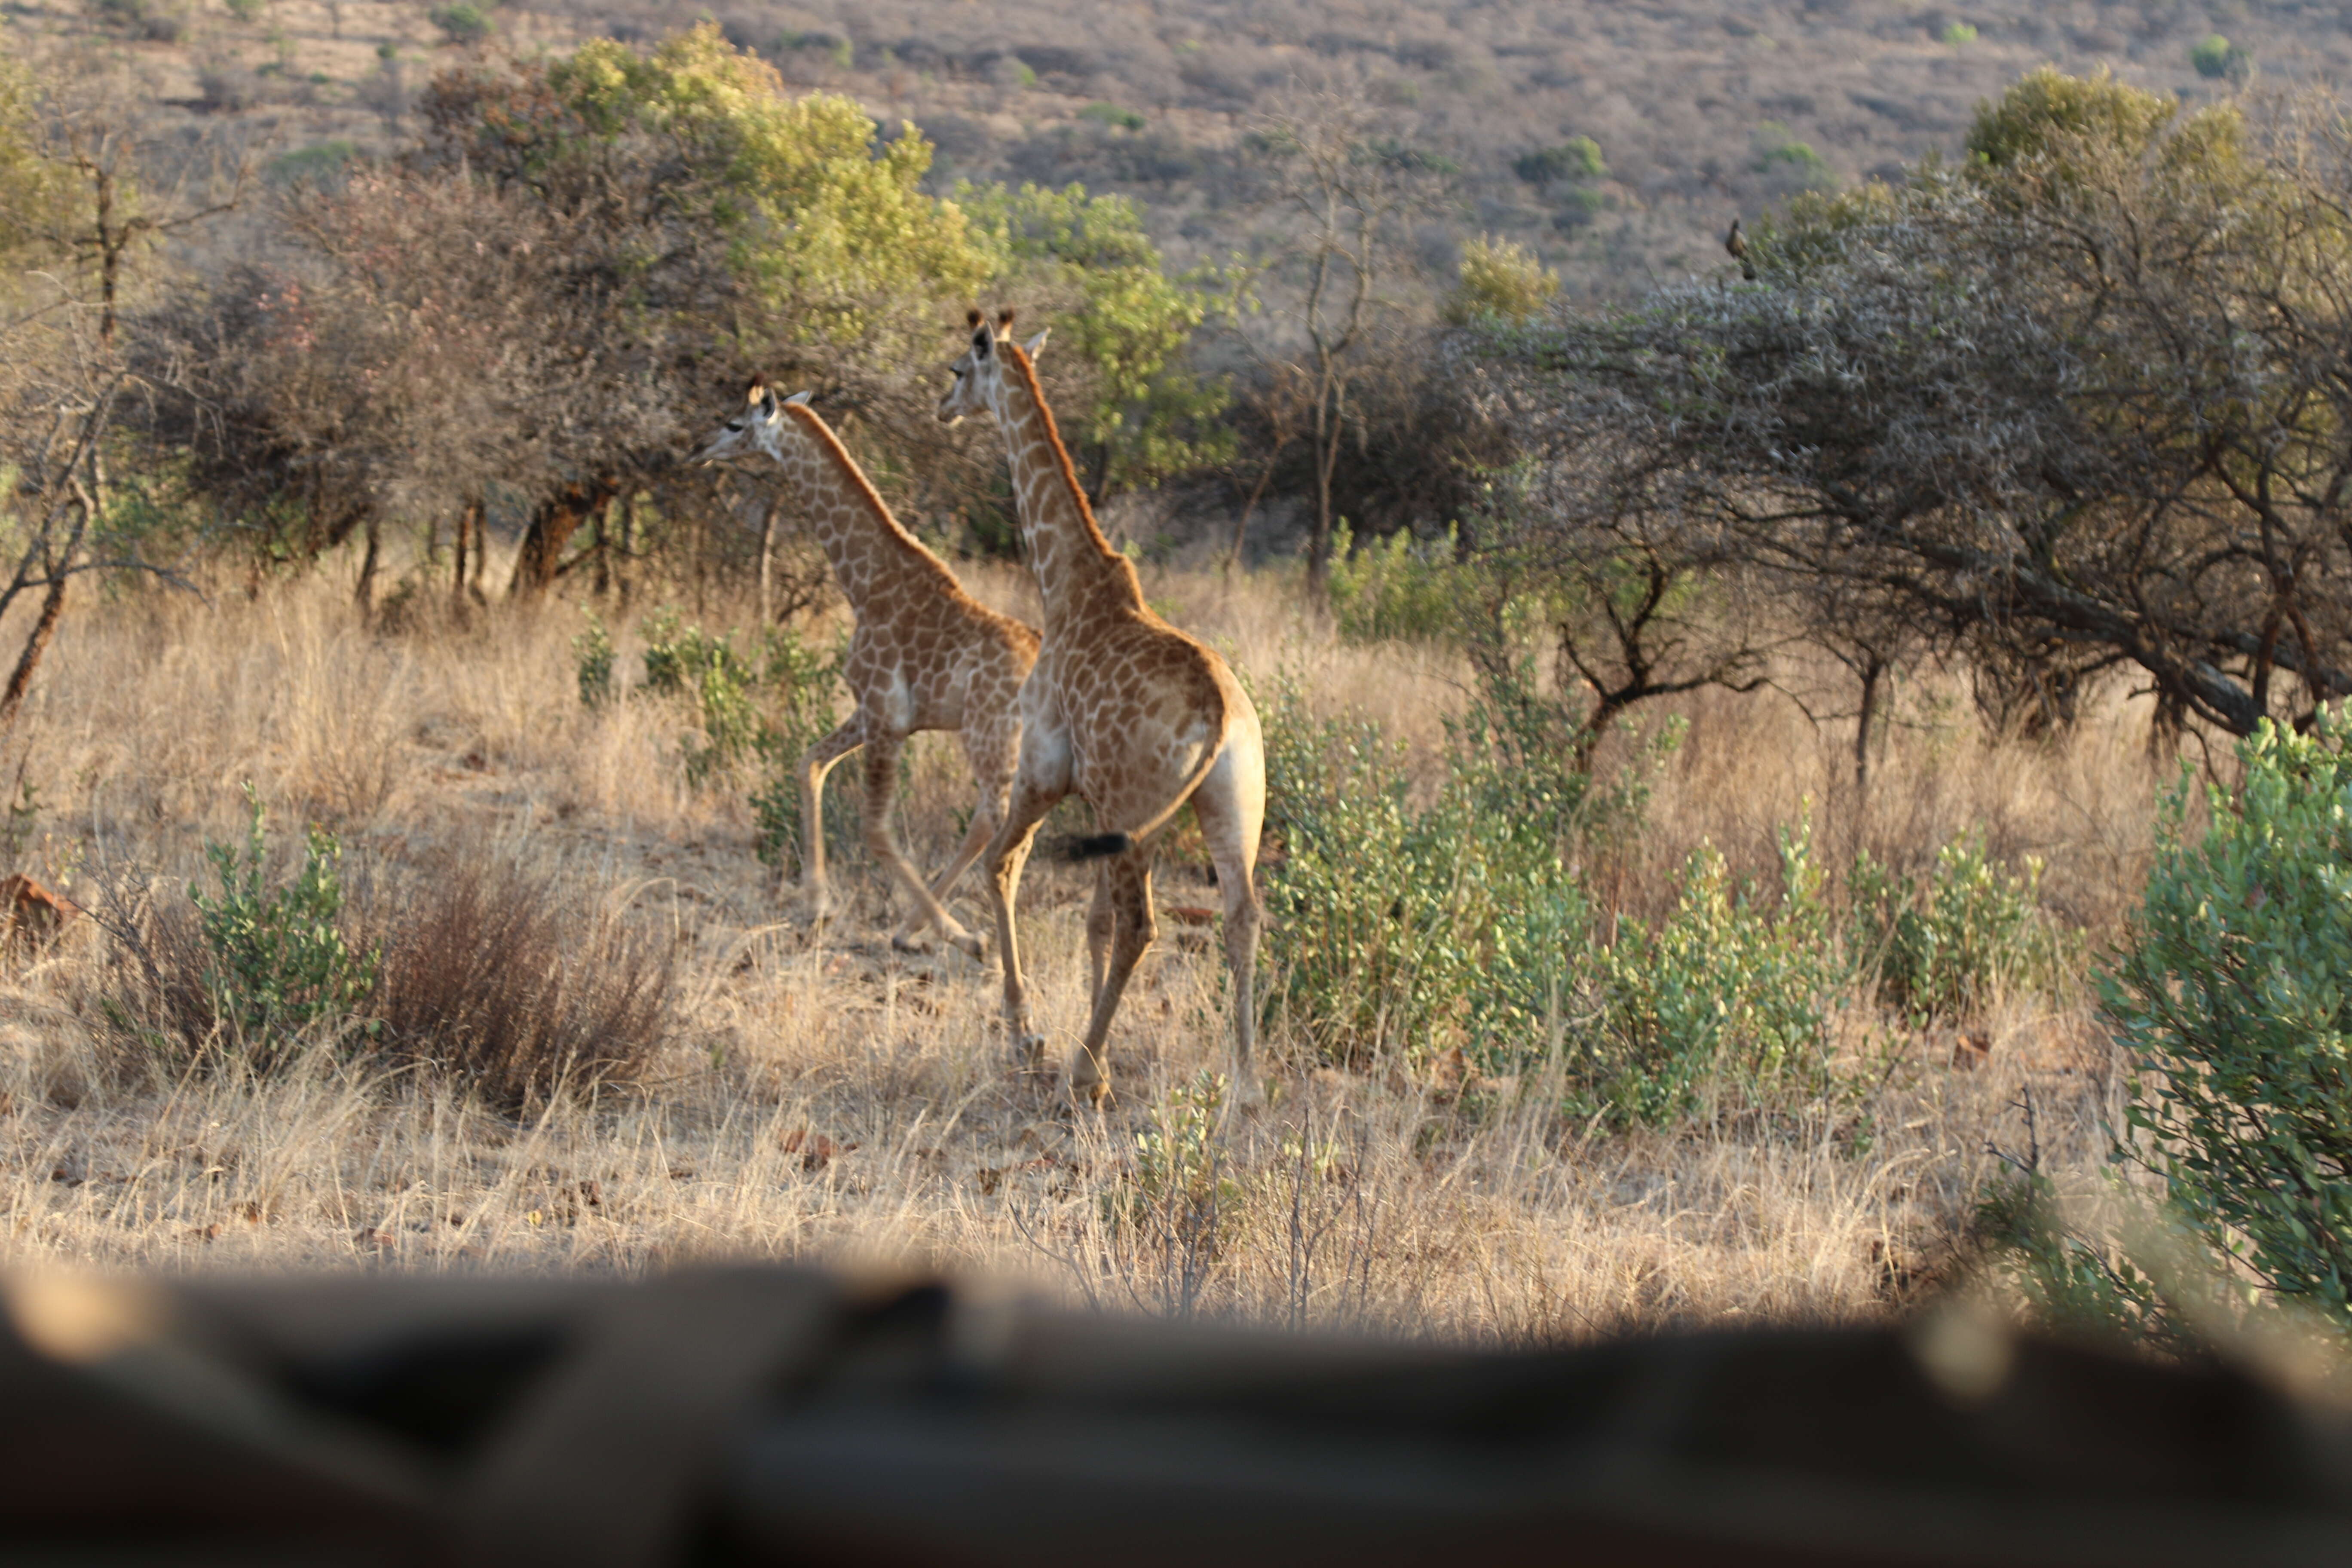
[892,710,1020,959]
[798,718,866,923]
[981,777,1060,1069]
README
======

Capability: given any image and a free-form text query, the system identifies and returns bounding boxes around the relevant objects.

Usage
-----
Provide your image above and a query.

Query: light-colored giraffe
[693,380,1038,959]
[937,312,1267,1107]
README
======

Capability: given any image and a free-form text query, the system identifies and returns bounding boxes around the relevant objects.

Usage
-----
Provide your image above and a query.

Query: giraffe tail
[1046,713,1231,864]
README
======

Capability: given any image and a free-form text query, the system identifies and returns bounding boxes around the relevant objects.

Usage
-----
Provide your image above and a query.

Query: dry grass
[0,561,2165,1341]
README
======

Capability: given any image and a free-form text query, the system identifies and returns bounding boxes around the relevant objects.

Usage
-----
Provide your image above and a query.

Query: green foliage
[1587,825,1847,1127]
[1513,137,1605,186]
[1443,236,1560,327]
[429,3,490,42]
[0,58,68,271]
[224,0,264,19]
[2101,720,2352,1339]
[639,610,809,787]
[747,626,862,876]
[572,613,614,707]
[1325,522,1476,644]
[2191,34,2249,81]
[1965,66,2177,170]
[189,787,377,1054]
[1752,122,1835,191]
[535,24,990,351]
[957,180,1231,497]
[1851,835,2059,1023]
[267,139,360,186]
[1940,21,1978,46]
[1079,102,1148,131]
[775,30,853,71]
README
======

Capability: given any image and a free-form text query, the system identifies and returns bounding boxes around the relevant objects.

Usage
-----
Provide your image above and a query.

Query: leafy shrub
[267,140,359,186]
[188,787,377,1062]
[1443,236,1559,327]
[429,3,490,44]
[1550,187,1607,233]
[1587,827,1847,1127]
[1851,834,2058,1023]
[2095,722,2352,1339]
[1325,522,1475,644]
[224,0,263,19]
[1080,101,1147,131]
[1752,122,1835,193]
[1940,21,1978,46]
[1513,137,1605,186]
[573,612,614,707]
[640,610,789,786]
[2190,34,2248,80]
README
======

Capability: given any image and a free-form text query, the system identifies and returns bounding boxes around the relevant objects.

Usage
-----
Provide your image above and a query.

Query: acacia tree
[1479,70,2352,744]
[1243,85,1450,593]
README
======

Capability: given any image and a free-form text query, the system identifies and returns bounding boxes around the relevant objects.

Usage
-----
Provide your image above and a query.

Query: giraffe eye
[726,422,742,431]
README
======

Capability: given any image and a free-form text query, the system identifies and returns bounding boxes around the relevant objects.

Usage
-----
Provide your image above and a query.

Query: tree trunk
[509,480,614,600]
[355,515,381,613]
[756,496,779,624]
[452,497,478,609]
[1853,652,1885,799]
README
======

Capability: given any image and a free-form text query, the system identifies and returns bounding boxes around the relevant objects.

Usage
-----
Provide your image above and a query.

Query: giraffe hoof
[1010,1031,1047,1072]
[951,930,988,963]
[889,931,935,956]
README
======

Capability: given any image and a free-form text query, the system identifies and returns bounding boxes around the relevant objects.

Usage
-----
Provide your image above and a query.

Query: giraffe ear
[756,388,778,417]
[1022,328,1050,360]
[783,390,812,406]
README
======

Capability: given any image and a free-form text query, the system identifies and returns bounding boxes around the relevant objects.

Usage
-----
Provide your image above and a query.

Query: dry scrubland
[0,557,2159,1339]
[9,0,2352,291]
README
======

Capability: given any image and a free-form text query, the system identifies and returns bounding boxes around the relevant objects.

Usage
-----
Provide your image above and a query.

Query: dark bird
[1725,217,1756,281]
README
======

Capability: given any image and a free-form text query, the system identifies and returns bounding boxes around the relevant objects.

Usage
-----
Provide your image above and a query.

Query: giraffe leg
[798,718,866,922]
[980,774,1062,1069]
[1084,858,1114,1003]
[1192,721,1268,1105]
[856,732,982,960]
[1070,851,1156,1109]
[888,714,1015,956]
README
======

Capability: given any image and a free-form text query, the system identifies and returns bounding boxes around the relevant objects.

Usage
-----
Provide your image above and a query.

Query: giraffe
[938,311,1266,1107]
[693,380,1039,959]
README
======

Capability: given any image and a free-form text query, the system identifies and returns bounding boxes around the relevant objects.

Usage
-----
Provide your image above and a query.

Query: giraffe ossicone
[939,312,1268,1109]
[692,380,1038,960]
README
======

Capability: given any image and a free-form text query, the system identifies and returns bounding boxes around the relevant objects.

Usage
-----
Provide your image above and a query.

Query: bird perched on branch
[1725,217,1756,281]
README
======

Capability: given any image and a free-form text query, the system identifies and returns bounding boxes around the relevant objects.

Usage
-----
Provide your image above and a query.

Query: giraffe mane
[780,403,962,581]
[1000,339,1119,563]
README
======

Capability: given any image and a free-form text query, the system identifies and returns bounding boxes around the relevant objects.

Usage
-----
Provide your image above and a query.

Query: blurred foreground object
[2,1265,2348,1566]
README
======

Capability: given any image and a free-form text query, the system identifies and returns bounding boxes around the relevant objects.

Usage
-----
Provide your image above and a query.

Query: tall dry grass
[0,562,2167,1340]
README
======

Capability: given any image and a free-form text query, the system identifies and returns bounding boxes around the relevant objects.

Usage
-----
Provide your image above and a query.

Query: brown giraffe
[693,380,1038,959]
[938,312,1267,1106]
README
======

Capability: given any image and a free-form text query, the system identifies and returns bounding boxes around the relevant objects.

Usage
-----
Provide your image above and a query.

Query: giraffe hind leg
[1070,851,1156,1110]
[798,718,867,923]
[889,714,1016,959]
[857,732,983,960]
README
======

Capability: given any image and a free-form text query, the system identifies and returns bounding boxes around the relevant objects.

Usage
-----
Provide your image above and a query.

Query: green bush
[2098,721,2352,1339]
[1079,101,1147,131]
[1851,834,2059,1023]
[1513,137,1605,186]
[1326,522,1476,645]
[639,610,781,786]
[1587,824,1847,1127]
[189,787,377,1058]
[429,3,490,44]
[1940,21,1977,46]
[572,613,615,707]
[747,626,864,876]
[2190,34,2248,80]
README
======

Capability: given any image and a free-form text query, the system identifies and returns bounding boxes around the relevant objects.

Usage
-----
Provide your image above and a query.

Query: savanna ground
[0,554,2153,1341]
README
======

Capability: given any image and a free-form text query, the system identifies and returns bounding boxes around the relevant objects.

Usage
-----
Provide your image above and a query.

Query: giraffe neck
[987,344,1141,628]
[762,407,958,614]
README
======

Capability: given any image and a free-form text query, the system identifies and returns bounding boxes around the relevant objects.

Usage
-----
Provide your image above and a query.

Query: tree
[958,181,1229,505]
[1243,86,1450,594]
[1478,70,2352,744]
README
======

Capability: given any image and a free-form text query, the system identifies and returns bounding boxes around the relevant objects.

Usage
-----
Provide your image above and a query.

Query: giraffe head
[691,377,811,465]
[936,309,1048,425]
